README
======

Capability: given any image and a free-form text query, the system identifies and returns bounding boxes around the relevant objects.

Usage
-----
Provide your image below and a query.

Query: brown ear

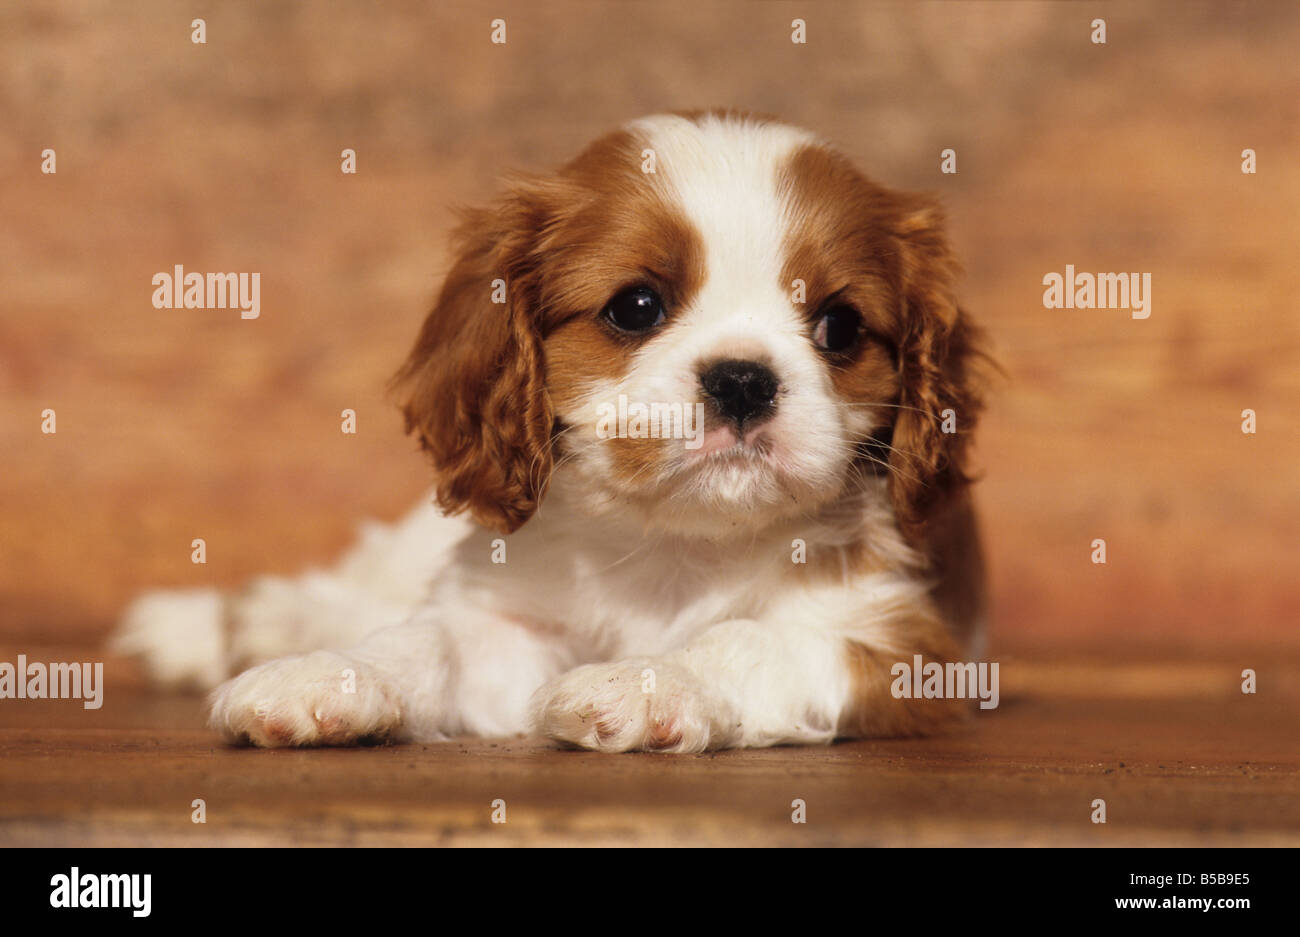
[391,185,558,534]
[887,200,987,542]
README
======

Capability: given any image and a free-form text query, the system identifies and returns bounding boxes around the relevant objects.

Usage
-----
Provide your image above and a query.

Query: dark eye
[813,304,861,353]
[603,286,665,333]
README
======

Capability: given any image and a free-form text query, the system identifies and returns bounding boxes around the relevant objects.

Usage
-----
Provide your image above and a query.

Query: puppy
[113,110,989,752]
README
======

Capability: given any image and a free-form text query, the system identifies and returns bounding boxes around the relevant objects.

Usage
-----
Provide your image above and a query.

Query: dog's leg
[532,578,968,753]
[207,606,574,747]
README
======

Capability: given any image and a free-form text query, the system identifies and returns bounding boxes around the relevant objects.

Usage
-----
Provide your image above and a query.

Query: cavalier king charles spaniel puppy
[114,110,989,752]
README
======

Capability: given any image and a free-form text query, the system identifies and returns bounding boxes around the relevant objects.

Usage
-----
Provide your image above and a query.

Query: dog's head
[394,112,984,542]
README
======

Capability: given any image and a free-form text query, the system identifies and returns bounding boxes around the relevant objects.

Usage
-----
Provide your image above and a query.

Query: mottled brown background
[2,0,1297,658]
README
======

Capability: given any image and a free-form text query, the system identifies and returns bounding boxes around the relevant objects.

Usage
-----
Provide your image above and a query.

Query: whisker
[831,400,941,417]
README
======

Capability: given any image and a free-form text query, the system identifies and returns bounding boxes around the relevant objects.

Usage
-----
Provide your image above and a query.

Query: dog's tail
[109,495,463,691]
[111,588,231,691]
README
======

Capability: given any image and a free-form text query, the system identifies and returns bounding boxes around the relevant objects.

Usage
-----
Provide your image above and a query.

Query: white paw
[207,651,402,747]
[530,659,739,753]
[110,588,228,691]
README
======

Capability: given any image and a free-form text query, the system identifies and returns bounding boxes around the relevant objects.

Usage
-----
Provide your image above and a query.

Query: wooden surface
[2,649,1296,847]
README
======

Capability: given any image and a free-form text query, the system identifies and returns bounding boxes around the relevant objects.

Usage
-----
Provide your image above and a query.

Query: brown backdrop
[2,0,1297,656]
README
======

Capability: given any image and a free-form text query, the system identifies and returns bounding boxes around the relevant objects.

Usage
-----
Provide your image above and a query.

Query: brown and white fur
[113,111,989,752]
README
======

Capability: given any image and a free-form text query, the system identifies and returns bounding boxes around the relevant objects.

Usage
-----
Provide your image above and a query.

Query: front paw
[207,651,402,747]
[530,659,739,753]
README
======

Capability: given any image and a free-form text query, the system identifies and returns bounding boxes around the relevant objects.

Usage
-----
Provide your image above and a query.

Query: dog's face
[397,112,982,541]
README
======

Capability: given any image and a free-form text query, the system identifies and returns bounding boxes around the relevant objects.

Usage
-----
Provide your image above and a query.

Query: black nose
[699,359,779,427]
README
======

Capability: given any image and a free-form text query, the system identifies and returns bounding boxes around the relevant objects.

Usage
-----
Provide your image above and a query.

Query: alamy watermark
[0,654,104,709]
[50,868,150,917]
[890,654,999,710]
[1042,265,1151,319]
[595,395,706,449]
[151,264,260,319]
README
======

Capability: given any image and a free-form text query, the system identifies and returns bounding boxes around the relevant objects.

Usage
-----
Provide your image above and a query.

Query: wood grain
[2,650,1295,847]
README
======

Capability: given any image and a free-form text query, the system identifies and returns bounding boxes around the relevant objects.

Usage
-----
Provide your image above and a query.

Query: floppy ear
[887,199,987,542]
[391,185,558,534]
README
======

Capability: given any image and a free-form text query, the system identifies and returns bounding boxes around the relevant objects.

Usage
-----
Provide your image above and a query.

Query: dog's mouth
[667,424,796,493]
[689,421,775,459]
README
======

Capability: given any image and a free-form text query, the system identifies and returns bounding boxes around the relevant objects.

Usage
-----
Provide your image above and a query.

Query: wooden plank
[2,656,1296,847]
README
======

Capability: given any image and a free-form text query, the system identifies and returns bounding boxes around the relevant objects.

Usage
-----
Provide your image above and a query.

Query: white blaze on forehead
[626,113,818,342]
